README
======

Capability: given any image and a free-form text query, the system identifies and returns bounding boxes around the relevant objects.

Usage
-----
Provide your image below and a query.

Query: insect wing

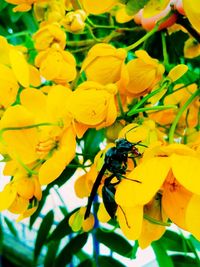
[102,184,118,219]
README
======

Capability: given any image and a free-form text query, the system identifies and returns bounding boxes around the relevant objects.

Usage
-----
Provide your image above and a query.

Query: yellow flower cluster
[1,0,200,248]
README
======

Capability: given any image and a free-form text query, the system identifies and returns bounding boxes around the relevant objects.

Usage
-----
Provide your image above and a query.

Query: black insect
[84,138,141,219]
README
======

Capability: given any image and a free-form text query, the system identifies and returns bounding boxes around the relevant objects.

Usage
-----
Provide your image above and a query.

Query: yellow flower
[20,86,77,185]
[69,207,95,232]
[183,0,200,33]
[138,195,167,249]
[35,44,77,83]
[115,143,200,241]
[81,43,127,85]
[33,22,66,51]
[0,86,76,185]
[0,167,41,219]
[184,37,200,58]
[34,0,66,22]
[5,0,35,12]
[164,83,199,128]
[0,105,39,164]
[61,10,87,32]
[0,37,31,109]
[115,4,134,24]
[0,64,19,109]
[125,50,165,97]
[68,82,118,136]
[79,0,118,15]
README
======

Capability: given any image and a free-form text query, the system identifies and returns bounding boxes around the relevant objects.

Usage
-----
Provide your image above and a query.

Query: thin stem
[16,156,38,176]
[125,27,158,51]
[129,104,177,115]
[127,80,170,116]
[125,11,174,51]
[0,122,60,133]
[85,25,101,42]
[168,89,200,143]
[6,30,30,39]
[161,31,169,66]
[67,39,95,47]
[116,92,125,118]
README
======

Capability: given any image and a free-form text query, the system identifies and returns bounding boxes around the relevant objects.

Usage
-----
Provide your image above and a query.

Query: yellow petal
[46,85,72,126]
[115,5,134,23]
[20,88,47,120]
[14,177,35,199]
[69,88,110,126]
[171,154,200,195]
[185,194,200,240]
[115,157,170,206]
[69,207,85,232]
[39,127,76,185]
[118,123,148,143]
[167,64,188,82]
[162,179,192,230]
[0,184,17,211]
[9,48,30,87]
[0,64,19,107]
[97,202,111,223]
[80,0,117,14]
[29,65,41,87]
[82,214,95,232]
[117,205,143,240]
[0,105,38,164]
[143,0,170,18]
[139,196,167,249]
[183,0,200,33]
[9,195,29,214]
[0,36,10,65]
[16,205,38,222]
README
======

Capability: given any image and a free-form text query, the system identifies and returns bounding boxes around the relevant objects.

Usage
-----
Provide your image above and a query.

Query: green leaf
[82,128,105,162]
[98,256,126,267]
[95,228,136,258]
[126,0,150,16]
[152,241,174,267]
[29,193,48,229]
[170,255,200,267]
[189,235,200,251]
[34,210,54,263]
[0,215,3,255]
[8,6,23,23]
[0,0,7,12]
[47,210,77,242]
[157,230,192,253]
[54,233,88,267]
[44,240,60,267]
[3,217,18,238]
[77,258,94,267]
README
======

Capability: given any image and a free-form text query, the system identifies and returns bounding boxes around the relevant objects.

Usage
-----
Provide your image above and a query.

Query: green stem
[144,214,170,226]
[125,11,174,51]
[168,89,200,143]
[126,26,158,51]
[161,31,169,66]
[127,80,170,116]
[0,122,61,134]
[16,156,38,176]
[129,104,177,115]
[67,39,95,47]
[85,24,101,42]
[6,31,30,39]
[116,92,125,118]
